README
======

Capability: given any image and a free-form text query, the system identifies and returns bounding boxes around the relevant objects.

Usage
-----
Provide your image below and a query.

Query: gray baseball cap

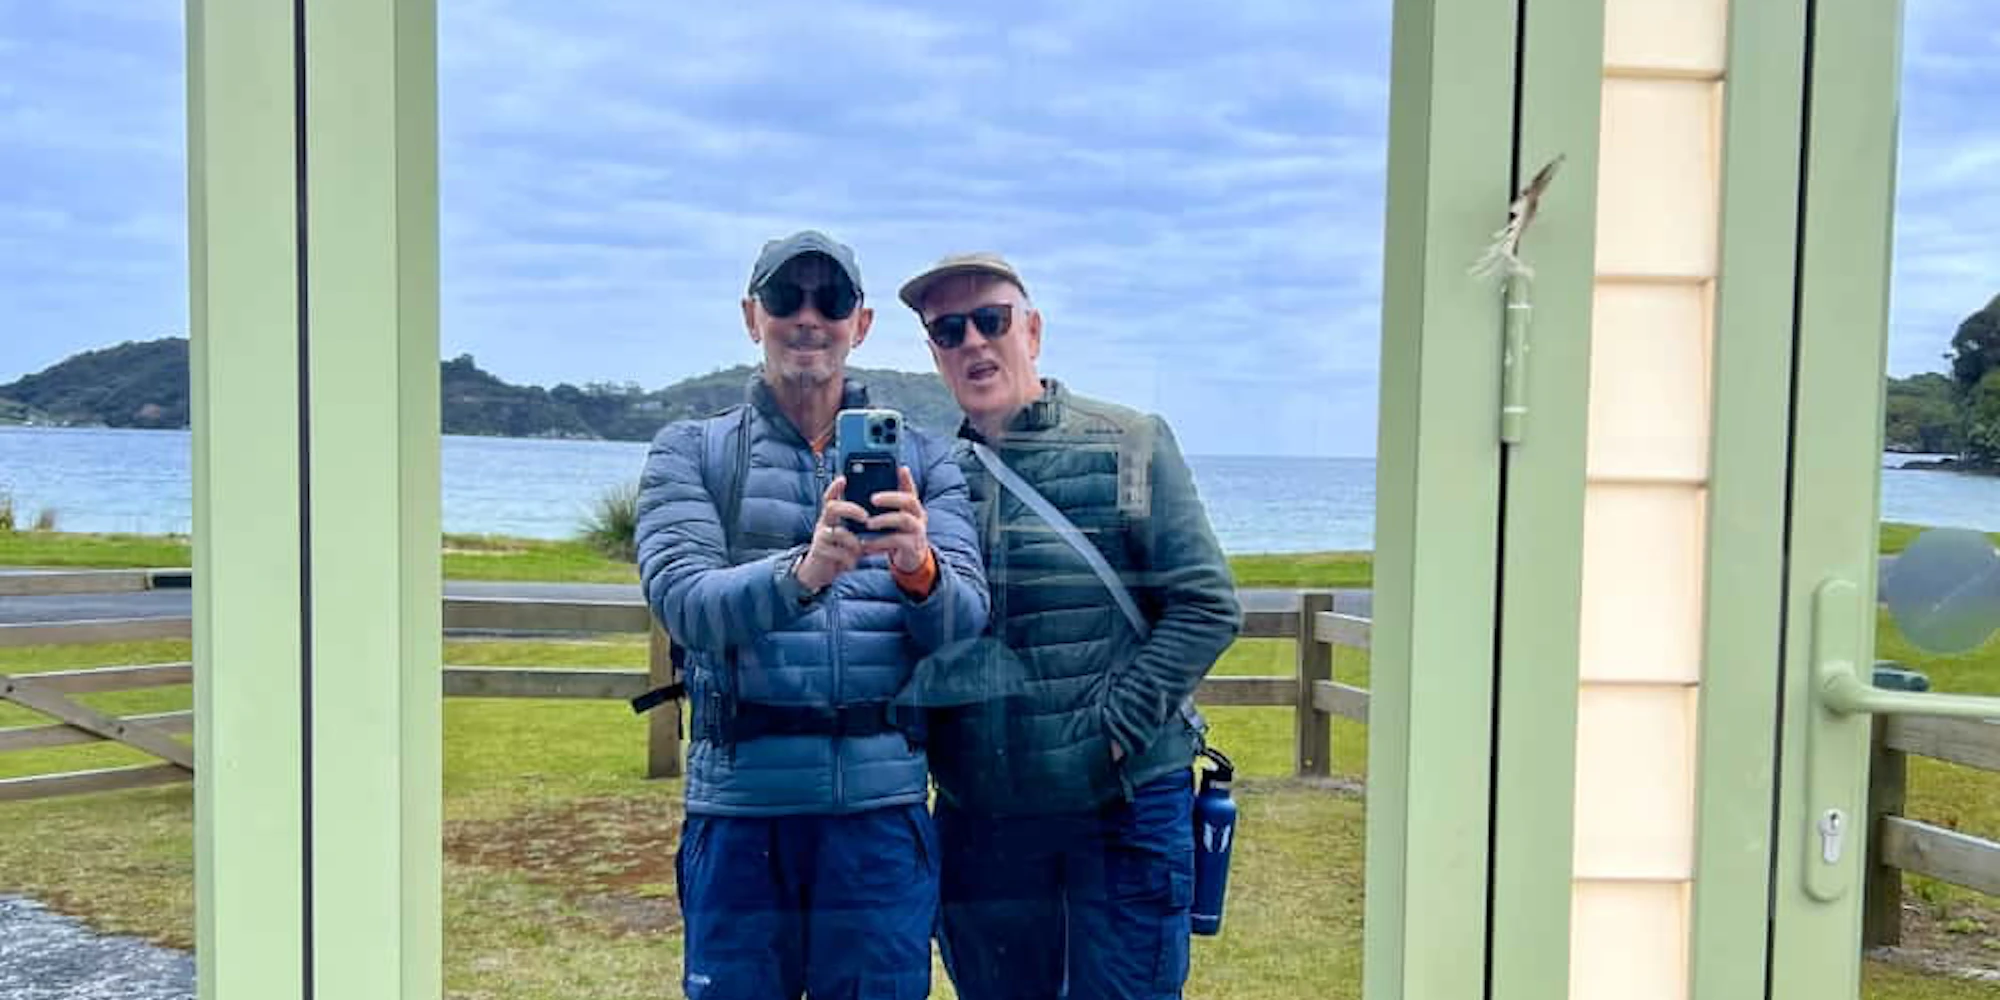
[746,230,863,294]
[898,251,1030,311]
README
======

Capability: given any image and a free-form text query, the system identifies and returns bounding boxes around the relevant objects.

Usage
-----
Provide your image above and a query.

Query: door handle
[1816,579,2000,721]
[1803,579,2000,903]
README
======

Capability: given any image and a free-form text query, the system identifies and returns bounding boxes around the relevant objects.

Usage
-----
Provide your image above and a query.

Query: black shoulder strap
[637,404,752,717]
[701,404,753,557]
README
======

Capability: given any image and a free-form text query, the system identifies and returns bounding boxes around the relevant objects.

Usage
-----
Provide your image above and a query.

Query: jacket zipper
[987,460,1008,625]
[982,456,1012,790]
[814,447,845,809]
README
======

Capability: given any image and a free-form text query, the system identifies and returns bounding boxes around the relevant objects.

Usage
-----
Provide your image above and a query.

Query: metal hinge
[1500,274,1532,445]
[1473,153,1565,447]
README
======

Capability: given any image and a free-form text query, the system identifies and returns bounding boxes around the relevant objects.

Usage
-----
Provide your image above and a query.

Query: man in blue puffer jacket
[635,230,989,999]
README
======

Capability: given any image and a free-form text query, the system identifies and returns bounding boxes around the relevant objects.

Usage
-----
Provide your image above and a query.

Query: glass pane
[432,1,1390,997]
[1863,0,2000,989]
[0,5,197,1000]
[0,2,1408,996]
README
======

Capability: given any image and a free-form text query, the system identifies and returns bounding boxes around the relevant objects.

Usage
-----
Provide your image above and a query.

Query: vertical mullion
[1487,0,1605,995]
[1767,0,1907,995]
[304,0,443,997]
[395,2,445,996]
[1687,0,1811,997]
[1367,0,1518,996]
[190,1,310,997]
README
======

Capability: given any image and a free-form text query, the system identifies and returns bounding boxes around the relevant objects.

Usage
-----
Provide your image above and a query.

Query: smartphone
[834,408,904,533]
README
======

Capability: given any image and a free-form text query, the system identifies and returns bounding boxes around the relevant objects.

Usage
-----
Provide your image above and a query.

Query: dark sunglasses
[924,304,1014,349]
[756,279,859,321]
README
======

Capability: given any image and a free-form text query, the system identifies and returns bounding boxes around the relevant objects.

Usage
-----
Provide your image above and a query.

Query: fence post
[647,617,683,779]
[1294,590,1336,776]
[1862,715,1905,948]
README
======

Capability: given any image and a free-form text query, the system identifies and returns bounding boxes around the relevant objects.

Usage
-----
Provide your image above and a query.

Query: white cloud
[1884,1,2000,375]
[1,0,1994,458]
[414,0,1406,454]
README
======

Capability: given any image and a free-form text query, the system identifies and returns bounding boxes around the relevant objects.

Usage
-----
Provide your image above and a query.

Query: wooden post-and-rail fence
[6,568,1996,948]
[0,569,1373,804]
[1863,713,2000,948]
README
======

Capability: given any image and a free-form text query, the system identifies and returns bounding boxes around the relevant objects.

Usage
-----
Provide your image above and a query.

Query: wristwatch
[776,546,827,606]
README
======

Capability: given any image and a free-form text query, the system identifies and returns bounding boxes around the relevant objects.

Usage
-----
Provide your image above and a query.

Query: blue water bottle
[1190,747,1238,936]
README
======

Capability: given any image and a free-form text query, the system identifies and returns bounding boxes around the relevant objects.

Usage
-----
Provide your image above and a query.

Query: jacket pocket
[673,816,710,918]
[901,804,940,880]
[1103,774,1196,993]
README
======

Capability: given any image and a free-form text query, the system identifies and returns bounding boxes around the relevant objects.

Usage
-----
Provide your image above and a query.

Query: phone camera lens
[884,430,898,444]
[883,417,898,430]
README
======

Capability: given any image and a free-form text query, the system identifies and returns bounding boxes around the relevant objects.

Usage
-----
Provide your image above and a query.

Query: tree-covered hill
[0,337,965,440]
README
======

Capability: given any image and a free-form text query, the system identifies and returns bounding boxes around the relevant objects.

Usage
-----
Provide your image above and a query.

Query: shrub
[580,480,641,563]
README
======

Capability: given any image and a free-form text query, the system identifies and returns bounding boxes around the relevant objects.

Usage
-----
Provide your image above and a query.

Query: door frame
[1764,0,1912,996]
[190,1,441,998]
[1367,0,1528,994]
[187,1,1519,998]
[1685,0,1816,997]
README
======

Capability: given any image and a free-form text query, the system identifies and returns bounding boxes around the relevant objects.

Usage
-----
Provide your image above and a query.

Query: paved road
[0,578,645,626]
[9,556,1907,628]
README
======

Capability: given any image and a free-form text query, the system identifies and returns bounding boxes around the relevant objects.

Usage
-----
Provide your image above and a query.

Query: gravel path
[0,897,193,1000]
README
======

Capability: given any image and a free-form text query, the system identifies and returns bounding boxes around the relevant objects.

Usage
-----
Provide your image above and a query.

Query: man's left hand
[862,466,930,573]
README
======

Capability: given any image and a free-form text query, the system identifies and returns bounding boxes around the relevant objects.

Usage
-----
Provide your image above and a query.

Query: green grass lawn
[0,635,1364,999]
[3,527,1998,996]
[1876,606,2000,951]
[1227,551,1372,589]
[0,531,195,570]
[3,623,1992,997]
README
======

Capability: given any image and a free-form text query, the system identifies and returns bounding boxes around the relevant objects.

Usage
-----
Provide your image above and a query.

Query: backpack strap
[701,404,752,558]
[633,404,752,718]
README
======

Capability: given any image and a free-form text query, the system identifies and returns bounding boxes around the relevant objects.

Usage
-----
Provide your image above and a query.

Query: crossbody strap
[971,442,1150,641]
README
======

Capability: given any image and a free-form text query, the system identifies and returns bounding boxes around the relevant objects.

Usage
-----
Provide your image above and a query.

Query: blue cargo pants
[675,802,939,999]
[936,769,1196,1000]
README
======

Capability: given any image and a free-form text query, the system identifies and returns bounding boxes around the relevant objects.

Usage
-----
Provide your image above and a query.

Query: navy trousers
[676,803,939,999]
[936,769,1196,1000]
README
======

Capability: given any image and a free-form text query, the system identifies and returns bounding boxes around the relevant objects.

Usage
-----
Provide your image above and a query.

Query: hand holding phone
[835,409,904,529]
[860,466,929,574]
[798,477,866,591]
[834,408,928,574]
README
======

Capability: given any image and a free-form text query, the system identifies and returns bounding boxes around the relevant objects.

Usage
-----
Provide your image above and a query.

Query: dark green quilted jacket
[926,379,1243,816]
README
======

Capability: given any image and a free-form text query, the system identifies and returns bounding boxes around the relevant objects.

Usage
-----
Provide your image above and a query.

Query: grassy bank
[2,518,1976,586]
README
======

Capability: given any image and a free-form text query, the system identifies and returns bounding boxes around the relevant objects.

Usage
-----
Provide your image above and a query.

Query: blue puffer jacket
[635,374,988,817]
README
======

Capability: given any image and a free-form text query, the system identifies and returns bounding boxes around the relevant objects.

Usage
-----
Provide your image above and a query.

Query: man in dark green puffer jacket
[899,252,1244,1000]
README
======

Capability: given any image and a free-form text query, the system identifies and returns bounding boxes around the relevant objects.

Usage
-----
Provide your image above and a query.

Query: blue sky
[0,2,1995,457]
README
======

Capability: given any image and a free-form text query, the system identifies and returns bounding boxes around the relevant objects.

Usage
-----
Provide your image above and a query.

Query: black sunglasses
[756,279,859,321]
[924,304,1014,349]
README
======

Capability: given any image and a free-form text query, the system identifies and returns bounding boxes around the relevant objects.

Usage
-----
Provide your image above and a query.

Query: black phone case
[842,453,899,528]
